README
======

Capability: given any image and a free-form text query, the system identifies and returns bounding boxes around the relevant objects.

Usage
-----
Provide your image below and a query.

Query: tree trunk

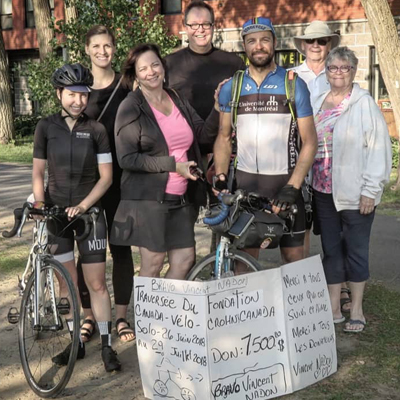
[361,0,400,189]
[0,33,14,144]
[64,0,77,23]
[63,0,78,61]
[32,0,53,61]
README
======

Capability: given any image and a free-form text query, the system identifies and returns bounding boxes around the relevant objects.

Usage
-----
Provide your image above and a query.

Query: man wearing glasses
[292,20,341,106]
[166,1,244,122]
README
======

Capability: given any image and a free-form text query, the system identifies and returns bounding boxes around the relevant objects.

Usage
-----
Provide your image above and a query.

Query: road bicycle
[3,202,99,398]
[187,190,297,281]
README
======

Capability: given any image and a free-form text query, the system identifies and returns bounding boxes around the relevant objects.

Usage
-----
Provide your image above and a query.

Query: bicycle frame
[19,219,61,331]
[214,236,234,279]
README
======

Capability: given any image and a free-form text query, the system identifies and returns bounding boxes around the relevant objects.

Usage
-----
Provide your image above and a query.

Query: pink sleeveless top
[150,99,194,195]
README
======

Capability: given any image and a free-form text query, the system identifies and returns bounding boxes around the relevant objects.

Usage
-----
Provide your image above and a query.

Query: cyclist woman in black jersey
[77,25,135,343]
[32,63,121,372]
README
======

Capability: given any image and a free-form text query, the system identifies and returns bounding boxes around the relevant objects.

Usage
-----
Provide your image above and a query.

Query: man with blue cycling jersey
[213,17,317,263]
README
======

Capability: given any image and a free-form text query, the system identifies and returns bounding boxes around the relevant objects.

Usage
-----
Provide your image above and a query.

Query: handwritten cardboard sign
[134,255,337,400]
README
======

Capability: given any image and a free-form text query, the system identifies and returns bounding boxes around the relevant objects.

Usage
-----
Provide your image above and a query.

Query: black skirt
[110,198,196,252]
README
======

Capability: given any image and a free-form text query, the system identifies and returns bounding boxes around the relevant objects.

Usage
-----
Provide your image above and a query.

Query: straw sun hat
[294,20,340,56]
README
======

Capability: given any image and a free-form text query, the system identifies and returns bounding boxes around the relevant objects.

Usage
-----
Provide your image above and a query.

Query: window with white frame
[1,0,13,30]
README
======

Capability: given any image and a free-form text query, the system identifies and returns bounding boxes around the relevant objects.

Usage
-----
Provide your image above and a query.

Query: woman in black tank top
[77,25,135,344]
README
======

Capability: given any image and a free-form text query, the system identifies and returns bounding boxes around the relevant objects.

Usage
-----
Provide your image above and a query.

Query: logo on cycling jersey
[76,132,91,140]
[88,238,107,251]
[263,84,278,89]
[244,83,252,92]
[266,96,279,107]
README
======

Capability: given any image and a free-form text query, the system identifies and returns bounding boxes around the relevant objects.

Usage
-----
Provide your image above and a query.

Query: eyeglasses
[326,65,354,73]
[305,38,330,46]
[186,23,213,30]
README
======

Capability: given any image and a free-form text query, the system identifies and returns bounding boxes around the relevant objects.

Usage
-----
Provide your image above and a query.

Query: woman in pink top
[111,44,220,279]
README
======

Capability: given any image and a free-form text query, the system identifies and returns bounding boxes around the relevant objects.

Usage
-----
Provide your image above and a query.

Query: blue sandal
[343,319,366,333]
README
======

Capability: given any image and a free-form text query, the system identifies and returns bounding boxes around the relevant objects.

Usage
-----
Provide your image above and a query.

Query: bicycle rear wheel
[19,258,80,398]
[186,250,261,281]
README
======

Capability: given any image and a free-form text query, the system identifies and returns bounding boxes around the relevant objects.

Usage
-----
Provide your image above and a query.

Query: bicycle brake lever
[92,212,98,241]
[17,207,30,238]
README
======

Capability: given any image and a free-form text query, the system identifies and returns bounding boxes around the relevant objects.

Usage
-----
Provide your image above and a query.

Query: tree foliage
[23,0,178,116]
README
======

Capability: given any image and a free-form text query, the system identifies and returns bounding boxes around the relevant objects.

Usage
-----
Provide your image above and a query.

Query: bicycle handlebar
[1,207,24,238]
[203,194,231,226]
[203,190,297,227]
[2,202,100,242]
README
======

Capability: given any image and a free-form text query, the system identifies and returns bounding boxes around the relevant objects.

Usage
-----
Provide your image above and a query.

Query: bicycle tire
[19,258,80,398]
[186,250,261,281]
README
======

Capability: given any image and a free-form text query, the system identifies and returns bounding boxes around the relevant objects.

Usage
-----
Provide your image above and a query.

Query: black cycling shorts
[48,211,107,264]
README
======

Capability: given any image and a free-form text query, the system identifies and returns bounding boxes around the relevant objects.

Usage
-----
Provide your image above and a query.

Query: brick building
[2,0,400,117]
[1,0,64,114]
[159,0,400,135]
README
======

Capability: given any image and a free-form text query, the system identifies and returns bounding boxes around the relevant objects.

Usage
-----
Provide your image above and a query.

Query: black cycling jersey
[33,112,112,207]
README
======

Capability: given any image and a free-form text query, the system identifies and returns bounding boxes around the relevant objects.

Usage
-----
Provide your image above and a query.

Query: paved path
[1,162,400,291]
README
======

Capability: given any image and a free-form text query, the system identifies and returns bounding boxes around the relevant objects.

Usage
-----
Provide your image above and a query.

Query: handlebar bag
[238,210,285,250]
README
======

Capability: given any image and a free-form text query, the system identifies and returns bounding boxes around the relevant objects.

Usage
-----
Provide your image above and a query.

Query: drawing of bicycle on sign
[153,358,197,400]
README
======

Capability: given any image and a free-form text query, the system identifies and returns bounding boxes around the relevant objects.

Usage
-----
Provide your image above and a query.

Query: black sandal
[80,318,96,342]
[116,318,135,342]
[340,288,352,313]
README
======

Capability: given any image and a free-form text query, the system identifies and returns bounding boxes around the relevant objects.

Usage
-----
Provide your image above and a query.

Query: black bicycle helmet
[52,63,93,90]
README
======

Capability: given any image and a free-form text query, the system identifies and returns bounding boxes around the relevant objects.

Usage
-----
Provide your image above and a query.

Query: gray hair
[326,46,359,69]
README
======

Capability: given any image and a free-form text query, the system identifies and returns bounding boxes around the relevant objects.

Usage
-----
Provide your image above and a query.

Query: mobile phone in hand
[189,166,204,181]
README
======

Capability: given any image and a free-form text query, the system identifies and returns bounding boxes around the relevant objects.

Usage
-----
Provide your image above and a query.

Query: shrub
[20,0,179,116]
[391,137,399,169]
[14,115,41,138]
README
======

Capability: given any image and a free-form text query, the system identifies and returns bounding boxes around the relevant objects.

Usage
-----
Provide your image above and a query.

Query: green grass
[290,282,400,399]
[0,142,33,164]
[0,240,31,274]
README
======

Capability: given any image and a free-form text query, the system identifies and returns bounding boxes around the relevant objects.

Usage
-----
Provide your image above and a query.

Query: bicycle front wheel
[187,250,261,281]
[19,258,80,398]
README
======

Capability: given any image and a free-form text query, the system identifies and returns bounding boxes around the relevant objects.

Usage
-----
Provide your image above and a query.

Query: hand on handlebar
[272,185,300,217]
[32,201,45,220]
[212,173,229,196]
[65,204,87,220]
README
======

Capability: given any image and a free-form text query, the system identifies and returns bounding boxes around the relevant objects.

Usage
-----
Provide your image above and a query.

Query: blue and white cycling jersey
[219,66,312,179]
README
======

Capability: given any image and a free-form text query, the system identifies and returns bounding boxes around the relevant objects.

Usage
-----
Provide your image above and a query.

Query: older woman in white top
[312,47,392,333]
